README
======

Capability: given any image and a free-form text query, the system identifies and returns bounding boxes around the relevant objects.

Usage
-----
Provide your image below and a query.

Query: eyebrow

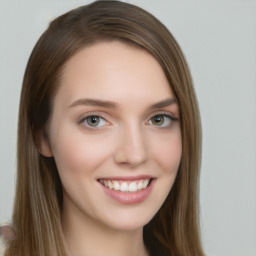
[68,98,117,108]
[68,97,177,109]
[149,98,177,109]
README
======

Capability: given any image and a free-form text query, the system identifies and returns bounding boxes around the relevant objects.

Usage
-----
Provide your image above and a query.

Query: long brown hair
[4,1,204,255]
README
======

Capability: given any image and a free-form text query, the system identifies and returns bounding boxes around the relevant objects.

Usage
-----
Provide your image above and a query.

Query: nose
[113,124,148,167]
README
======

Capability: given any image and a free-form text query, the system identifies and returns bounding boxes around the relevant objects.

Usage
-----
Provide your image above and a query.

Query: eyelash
[79,115,109,129]
[78,113,178,130]
[146,114,178,128]
[78,112,109,130]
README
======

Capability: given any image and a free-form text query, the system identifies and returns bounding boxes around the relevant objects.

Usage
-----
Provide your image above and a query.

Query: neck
[61,200,148,256]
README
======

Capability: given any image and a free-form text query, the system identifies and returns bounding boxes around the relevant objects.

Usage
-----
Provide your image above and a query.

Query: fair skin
[39,41,182,256]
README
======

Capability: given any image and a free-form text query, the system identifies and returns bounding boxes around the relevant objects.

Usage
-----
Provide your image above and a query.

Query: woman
[2,1,204,255]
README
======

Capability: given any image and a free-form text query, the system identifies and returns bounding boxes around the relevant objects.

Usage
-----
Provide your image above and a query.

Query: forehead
[56,41,174,107]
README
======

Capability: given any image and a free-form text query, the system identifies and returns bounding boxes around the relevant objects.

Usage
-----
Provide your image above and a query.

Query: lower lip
[99,179,155,205]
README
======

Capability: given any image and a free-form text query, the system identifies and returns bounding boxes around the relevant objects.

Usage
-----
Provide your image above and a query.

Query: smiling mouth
[98,178,153,193]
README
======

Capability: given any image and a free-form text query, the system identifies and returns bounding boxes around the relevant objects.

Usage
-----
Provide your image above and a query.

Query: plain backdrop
[0,1,255,256]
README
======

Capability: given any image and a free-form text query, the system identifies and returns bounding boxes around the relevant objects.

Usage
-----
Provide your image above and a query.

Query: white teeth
[113,181,120,190]
[100,179,151,192]
[142,179,149,189]
[128,182,138,192]
[120,182,129,192]
[107,180,113,189]
[137,181,143,190]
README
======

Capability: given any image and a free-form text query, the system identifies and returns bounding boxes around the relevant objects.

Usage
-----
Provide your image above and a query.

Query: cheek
[150,131,182,174]
[50,124,111,178]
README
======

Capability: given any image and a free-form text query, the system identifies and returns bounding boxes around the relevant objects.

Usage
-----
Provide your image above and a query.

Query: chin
[97,206,158,232]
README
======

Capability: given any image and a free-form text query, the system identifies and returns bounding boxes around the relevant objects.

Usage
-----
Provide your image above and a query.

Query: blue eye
[82,116,107,128]
[148,114,174,128]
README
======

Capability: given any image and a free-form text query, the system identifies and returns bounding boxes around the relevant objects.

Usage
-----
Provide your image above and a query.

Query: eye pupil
[88,116,99,126]
[152,115,164,125]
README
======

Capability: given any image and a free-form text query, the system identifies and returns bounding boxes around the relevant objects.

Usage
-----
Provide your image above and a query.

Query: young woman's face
[43,41,182,231]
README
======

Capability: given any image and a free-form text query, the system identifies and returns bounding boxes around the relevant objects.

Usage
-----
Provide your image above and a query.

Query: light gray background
[0,1,255,256]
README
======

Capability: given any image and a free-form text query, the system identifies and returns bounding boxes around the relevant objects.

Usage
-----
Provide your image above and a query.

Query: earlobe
[35,129,53,157]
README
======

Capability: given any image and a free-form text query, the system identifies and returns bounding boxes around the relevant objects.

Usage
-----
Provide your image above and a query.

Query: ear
[34,129,53,157]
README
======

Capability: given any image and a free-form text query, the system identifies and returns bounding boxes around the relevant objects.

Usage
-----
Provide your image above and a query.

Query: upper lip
[97,175,155,181]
